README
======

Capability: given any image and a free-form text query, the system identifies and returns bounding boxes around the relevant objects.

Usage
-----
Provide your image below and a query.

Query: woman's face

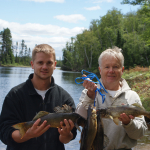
[99,55,124,90]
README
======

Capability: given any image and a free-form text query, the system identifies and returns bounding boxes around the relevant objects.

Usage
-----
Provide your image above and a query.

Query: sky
[0,0,141,60]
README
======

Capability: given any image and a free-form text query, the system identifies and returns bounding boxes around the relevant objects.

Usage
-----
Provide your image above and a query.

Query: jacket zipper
[43,97,47,150]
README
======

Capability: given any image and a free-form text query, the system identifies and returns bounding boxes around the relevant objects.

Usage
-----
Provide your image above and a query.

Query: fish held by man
[80,105,97,150]
[100,103,150,125]
[12,105,86,139]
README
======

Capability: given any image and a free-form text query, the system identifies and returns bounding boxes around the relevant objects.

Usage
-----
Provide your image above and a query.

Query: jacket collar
[97,78,131,92]
[26,73,55,95]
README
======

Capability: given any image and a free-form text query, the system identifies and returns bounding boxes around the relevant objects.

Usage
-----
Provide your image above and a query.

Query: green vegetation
[0,28,62,67]
[0,28,32,66]
[62,2,150,72]
[122,66,150,111]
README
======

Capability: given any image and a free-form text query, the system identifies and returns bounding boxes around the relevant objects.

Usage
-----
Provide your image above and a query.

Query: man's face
[31,52,57,81]
[99,55,124,90]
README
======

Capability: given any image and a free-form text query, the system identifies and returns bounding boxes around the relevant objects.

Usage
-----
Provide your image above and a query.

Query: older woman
[76,46,147,150]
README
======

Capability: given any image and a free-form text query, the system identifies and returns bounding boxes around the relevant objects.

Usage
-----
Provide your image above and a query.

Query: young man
[0,44,76,150]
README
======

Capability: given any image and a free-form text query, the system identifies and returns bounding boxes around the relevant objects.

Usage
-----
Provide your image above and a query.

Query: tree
[6,53,11,64]
[62,6,150,71]
[19,39,25,64]
[121,0,148,5]
[1,28,14,64]
[0,31,2,64]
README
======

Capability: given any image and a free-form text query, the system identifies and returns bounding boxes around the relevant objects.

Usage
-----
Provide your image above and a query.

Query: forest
[0,28,31,66]
[62,0,150,73]
[0,0,150,71]
[0,28,62,67]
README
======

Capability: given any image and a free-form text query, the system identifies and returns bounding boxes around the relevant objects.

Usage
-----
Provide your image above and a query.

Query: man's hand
[58,119,74,144]
[119,113,135,125]
[12,118,50,143]
[25,118,50,139]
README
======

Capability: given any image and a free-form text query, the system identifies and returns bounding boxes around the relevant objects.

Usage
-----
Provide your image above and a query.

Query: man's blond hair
[32,44,56,61]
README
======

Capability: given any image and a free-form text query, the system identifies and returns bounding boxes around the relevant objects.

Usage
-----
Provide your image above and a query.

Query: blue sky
[0,0,140,59]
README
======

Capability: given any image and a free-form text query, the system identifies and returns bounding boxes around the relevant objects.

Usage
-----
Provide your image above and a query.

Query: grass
[123,66,150,111]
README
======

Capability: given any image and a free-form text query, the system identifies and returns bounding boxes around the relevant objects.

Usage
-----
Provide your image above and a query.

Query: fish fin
[53,106,62,113]
[32,111,49,121]
[131,103,145,110]
[108,115,113,120]
[74,123,81,132]
[62,104,73,112]
[12,122,28,139]
[113,117,119,125]
[54,105,73,113]
[103,134,109,148]
[79,139,81,143]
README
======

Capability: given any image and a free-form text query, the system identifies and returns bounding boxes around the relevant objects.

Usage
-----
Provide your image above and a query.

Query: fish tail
[12,122,29,139]
[75,123,81,132]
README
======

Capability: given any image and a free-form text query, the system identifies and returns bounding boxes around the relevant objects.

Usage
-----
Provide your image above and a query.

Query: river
[0,66,150,150]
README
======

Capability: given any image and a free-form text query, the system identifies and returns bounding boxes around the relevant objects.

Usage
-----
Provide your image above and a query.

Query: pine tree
[19,39,25,64]
[0,31,2,65]
[115,30,122,48]
[2,28,14,64]
[6,53,11,64]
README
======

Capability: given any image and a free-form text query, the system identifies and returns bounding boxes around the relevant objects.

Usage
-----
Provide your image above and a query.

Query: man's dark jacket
[0,74,77,150]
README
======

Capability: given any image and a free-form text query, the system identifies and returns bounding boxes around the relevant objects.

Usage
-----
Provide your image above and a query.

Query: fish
[80,105,97,150]
[92,110,109,150]
[12,105,86,139]
[53,104,73,113]
[100,103,150,125]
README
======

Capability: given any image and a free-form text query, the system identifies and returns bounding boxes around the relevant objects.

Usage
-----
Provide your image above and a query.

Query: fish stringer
[75,70,108,106]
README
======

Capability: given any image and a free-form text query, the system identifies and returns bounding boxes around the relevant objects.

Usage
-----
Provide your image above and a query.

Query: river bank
[0,64,30,68]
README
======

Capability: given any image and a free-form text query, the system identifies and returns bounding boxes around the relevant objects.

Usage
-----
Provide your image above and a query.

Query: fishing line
[75,70,108,106]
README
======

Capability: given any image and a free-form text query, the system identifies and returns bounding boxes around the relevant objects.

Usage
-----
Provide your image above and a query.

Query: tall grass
[123,66,150,111]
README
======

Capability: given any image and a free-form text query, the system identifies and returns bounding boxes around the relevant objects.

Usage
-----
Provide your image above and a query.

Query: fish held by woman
[92,110,109,150]
[79,105,109,150]
[80,105,97,150]
[100,103,150,125]
[12,105,86,139]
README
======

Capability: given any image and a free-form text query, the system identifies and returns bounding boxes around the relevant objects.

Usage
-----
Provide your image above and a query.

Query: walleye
[12,105,86,138]
[100,103,150,125]
[80,105,97,150]
[92,110,109,150]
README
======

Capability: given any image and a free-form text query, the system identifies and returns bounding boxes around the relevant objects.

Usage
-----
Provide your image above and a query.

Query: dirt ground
[132,130,150,150]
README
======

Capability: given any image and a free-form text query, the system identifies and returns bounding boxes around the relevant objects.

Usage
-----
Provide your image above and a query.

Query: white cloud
[84,6,101,10]
[0,19,85,37]
[54,14,86,23]
[0,19,86,59]
[92,0,113,3]
[23,0,65,3]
